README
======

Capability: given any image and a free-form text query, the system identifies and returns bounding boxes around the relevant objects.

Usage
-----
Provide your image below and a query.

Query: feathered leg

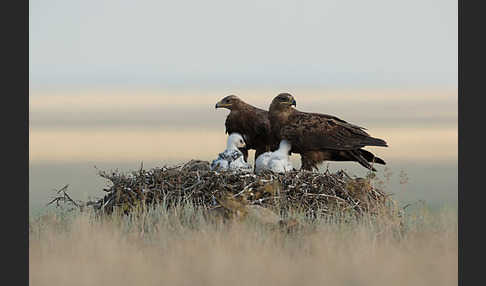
[300,152,319,171]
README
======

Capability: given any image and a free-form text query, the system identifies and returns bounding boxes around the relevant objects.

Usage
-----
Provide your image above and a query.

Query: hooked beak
[284,98,296,106]
[242,134,249,144]
[240,135,248,148]
[215,101,231,109]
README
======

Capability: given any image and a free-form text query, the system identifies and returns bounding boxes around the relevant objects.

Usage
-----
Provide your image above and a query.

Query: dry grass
[29,203,457,286]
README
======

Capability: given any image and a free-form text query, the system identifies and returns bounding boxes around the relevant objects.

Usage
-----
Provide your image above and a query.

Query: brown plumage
[215,95,279,162]
[268,93,388,171]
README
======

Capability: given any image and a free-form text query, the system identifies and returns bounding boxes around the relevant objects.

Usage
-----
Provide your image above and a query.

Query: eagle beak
[215,101,230,109]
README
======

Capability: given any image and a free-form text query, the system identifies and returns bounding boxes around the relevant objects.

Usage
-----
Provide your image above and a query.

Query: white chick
[211,133,252,172]
[255,140,293,174]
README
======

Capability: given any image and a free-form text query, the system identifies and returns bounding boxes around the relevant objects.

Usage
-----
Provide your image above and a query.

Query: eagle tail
[358,149,386,165]
[349,150,378,171]
[363,137,388,147]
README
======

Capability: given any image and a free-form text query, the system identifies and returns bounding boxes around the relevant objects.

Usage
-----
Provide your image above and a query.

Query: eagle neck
[234,101,249,111]
[270,107,294,142]
[274,108,293,125]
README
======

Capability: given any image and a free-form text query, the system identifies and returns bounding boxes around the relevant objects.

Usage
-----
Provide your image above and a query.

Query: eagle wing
[280,111,387,151]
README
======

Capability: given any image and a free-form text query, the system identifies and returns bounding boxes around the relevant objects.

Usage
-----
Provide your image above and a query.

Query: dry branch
[49,160,394,219]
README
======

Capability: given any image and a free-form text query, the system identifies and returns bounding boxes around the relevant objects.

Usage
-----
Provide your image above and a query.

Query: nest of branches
[49,160,394,221]
[51,160,391,220]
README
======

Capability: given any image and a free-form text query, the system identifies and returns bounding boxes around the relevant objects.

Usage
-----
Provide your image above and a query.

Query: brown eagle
[215,95,278,162]
[268,93,388,171]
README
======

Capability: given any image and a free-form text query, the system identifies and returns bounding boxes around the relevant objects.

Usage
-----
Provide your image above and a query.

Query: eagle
[215,95,279,163]
[268,93,388,171]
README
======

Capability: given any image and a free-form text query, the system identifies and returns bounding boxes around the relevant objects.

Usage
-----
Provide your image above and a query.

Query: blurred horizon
[30,87,457,163]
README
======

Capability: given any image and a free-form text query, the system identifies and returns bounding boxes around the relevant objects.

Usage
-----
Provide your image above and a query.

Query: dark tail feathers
[350,149,386,171]
[365,137,388,147]
[359,149,386,165]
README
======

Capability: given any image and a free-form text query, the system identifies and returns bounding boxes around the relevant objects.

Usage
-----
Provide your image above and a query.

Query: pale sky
[29,0,457,88]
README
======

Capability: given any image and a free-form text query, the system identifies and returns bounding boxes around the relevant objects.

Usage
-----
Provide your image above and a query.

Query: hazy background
[29,0,457,211]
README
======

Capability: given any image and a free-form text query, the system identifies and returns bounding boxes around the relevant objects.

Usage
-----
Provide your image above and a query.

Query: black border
[458,0,462,284]
[5,0,29,285]
[459,0,484,285]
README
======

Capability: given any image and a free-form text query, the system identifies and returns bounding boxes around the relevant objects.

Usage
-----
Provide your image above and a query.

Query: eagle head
[215,95,241,110]
[227,133,246,149]
[270,93,297,112]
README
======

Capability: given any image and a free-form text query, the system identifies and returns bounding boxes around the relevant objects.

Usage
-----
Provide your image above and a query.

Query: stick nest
[50,160,394,219]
